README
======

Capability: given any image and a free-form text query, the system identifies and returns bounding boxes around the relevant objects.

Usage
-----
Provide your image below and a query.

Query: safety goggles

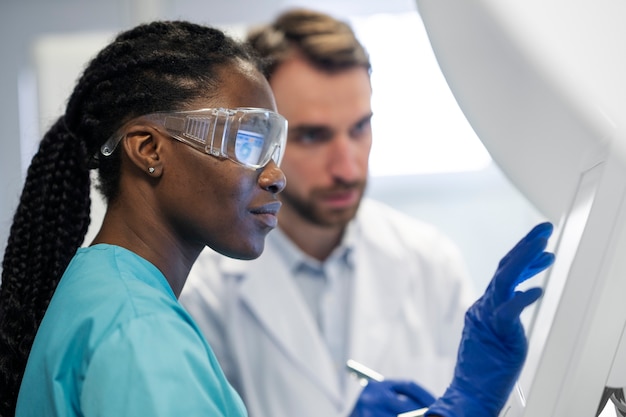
[100,107,287,169]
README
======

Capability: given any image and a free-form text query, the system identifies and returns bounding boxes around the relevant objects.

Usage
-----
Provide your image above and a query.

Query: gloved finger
[495,222,553,270]
[519,252,555,282]
[528,221,555,239]
[494,237,550,303]
[389,380,436,408]
[494,287,543,330]
[484,223,553,301]
[362,390,420,414]
[500,236,549,283]
[352,380,430,417]
[358,381,412,407]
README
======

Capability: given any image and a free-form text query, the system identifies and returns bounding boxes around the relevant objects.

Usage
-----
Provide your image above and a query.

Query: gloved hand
[425,222,555,417]
[350,379,436,417]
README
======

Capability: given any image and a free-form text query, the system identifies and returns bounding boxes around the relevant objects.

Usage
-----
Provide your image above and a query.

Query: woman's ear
[121,125,164,177]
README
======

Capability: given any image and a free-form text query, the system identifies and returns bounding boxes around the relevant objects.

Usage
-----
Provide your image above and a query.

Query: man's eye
[291,129,332,144]
[351,118,372,137]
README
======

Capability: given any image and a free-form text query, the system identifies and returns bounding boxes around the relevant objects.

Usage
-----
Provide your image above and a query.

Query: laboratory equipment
[415,0,626,415]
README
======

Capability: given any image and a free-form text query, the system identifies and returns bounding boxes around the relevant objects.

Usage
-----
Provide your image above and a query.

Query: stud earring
[148,167,155,174]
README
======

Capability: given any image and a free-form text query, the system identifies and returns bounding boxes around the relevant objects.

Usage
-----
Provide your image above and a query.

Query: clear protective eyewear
[101,107,287,169]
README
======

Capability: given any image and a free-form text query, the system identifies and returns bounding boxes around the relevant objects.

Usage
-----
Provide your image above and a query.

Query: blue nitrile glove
[426,222,555,417]
[350,379,436,417]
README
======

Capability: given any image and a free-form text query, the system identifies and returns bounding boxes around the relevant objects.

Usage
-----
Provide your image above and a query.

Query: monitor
[415,0,626,415]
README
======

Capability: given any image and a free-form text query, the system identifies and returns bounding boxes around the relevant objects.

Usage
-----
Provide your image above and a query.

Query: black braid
[0,20,260,416]
[0,117,91,415]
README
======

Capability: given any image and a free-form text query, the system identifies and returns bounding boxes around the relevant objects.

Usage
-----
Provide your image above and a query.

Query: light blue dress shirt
[270,226,355,388]
[16,244,246,417]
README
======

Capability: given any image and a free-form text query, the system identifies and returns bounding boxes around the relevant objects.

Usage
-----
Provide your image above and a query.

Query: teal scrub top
[16,244,246,417]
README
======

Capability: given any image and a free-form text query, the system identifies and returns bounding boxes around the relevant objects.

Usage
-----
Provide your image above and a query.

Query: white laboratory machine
[416,1,626,416]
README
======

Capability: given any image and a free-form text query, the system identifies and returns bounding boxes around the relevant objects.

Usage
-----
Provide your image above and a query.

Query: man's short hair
[246,8,371,80]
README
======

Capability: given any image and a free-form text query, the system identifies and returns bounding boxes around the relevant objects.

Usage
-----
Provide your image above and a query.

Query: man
[180,8,476,417]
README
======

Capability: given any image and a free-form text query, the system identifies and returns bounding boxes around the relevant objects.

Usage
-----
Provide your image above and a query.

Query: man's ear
[121,125,164,177]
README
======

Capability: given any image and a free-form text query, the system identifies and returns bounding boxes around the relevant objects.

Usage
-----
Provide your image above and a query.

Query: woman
[0,21,285,416]
[0,20,554,417]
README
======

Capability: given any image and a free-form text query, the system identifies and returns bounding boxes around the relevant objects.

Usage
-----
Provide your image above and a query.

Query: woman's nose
[259,160,287,194]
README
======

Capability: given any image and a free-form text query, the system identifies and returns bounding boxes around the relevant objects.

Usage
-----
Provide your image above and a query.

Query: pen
[397,408,429,417]
[345,359,384,382]
[345,360,429,417]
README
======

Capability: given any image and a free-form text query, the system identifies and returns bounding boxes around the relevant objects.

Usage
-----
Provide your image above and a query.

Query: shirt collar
[268,223,357,273]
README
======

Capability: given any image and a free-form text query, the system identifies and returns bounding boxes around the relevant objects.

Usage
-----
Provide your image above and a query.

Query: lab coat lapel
[348,246,406,365]
[345,220,409,404]
[237,257,343,403]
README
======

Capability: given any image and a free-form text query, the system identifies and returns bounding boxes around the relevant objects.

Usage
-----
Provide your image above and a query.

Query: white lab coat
[181,199,476,417]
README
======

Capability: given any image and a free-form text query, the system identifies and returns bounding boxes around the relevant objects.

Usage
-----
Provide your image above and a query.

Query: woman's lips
[250,201,282,228]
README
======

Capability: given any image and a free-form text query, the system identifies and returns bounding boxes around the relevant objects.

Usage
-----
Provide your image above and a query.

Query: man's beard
[279,181,367,228]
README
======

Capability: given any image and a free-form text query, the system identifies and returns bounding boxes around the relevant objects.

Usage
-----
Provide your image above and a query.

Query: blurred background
[0,0,545,291]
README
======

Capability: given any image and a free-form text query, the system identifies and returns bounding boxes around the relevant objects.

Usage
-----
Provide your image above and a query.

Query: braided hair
[246,8,371,80]
[0,20,259,416]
